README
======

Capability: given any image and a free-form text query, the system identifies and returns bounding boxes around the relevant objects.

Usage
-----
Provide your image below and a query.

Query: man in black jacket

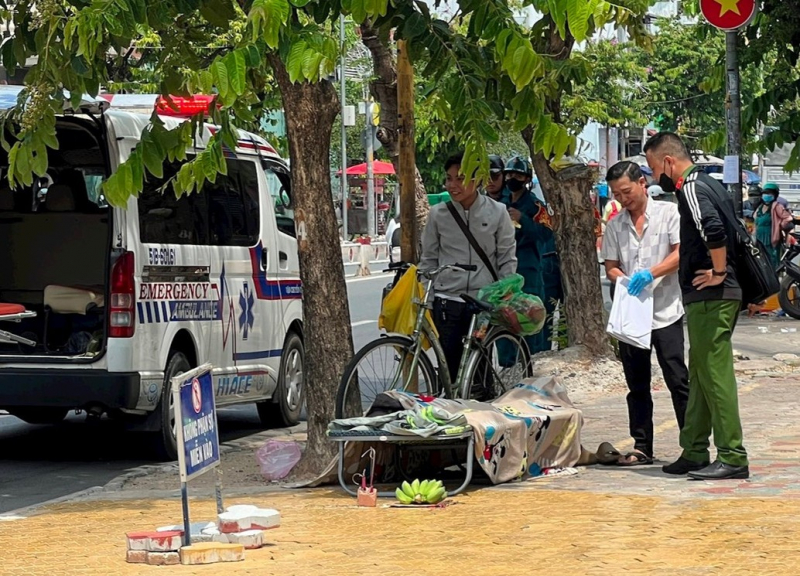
[644,132,749,480]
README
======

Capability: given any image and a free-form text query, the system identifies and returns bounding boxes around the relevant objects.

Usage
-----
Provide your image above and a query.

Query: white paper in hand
[606,277,653,350]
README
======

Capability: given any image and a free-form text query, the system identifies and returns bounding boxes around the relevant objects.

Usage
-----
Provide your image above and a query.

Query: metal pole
[340,15,348,240]
[181,482,191,547]
[214,467,224,515]
[366,102,376,238]
[725,30,744,217]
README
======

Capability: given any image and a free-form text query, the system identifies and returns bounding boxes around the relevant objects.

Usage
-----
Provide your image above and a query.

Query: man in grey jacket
[420,152,517,385]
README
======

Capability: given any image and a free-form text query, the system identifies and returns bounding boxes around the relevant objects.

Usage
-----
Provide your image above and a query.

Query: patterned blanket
[317,376,584,486]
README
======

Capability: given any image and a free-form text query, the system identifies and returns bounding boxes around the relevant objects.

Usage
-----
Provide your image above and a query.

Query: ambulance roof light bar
[100,94,219,118]
[156,95,218,117]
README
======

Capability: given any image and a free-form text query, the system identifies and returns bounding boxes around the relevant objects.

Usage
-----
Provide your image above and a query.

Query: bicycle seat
[461,294,493,313]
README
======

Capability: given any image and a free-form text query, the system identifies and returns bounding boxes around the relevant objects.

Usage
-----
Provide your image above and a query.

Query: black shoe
[687,460,749,480]
[662,457,709,475]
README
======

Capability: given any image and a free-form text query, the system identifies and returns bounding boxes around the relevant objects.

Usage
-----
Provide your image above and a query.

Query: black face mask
[659,161,676,193]
[506,179,526,192]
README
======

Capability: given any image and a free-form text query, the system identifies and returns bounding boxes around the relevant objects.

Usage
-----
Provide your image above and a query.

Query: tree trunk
[268,54,353,478]
[360,21,430,241]
[523,18,610,357]
[529,149,610,357]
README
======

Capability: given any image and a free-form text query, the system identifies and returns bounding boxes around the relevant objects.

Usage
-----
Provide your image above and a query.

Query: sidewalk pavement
[2,368,800,575]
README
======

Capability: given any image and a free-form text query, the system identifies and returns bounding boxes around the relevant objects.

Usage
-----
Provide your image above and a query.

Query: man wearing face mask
[483,155,507,202]
[502,156,554,353]
[644,132,749,481]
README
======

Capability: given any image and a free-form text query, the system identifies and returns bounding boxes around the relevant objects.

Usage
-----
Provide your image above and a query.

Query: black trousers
[432,298,473,385]
[618,317,690,458]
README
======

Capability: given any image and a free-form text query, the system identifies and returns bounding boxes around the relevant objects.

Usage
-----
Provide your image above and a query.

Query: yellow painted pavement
[1,486,799,575]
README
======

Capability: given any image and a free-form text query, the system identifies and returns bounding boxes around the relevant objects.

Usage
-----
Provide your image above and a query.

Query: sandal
[596,442,622,465]
[617,451,654,467]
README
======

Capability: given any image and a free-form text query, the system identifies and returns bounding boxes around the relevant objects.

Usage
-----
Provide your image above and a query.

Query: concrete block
[127,530,183,552]
[126,550,147,564]
[146,551,180,566]
[180,542,245,565]
[157,522,216,543]
[223,529,266,549]
[218,507,280,533]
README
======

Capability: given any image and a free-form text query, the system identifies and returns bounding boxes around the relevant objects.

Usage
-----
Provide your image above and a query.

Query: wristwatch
[711,269,727,277]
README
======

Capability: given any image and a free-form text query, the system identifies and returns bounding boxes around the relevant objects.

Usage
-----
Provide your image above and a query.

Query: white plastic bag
[256,440,301,481]
[606,277,653,350]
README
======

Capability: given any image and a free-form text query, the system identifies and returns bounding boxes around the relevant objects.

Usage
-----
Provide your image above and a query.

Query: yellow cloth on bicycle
[379,265,438,349]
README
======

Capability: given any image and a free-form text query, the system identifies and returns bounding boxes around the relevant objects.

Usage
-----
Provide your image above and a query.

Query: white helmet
[648,184,664,198]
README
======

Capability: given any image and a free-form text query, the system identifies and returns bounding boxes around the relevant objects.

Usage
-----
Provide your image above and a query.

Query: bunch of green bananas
[395,479,447,505]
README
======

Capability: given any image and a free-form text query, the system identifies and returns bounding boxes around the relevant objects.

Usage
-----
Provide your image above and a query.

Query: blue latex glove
[628,270,654,297]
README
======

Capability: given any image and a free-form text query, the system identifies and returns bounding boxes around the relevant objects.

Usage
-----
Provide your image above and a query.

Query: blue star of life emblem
[239,282,255,340]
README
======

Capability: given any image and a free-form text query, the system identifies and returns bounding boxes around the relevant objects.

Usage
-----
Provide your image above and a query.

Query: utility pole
[725,30,744,218]
[339,15,348,239]
[397,39,417,263]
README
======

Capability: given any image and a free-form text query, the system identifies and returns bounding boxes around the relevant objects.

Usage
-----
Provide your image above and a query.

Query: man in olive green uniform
[645,132,749,481]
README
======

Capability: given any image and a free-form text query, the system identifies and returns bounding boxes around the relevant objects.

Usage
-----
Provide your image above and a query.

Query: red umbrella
[337,161,396,175]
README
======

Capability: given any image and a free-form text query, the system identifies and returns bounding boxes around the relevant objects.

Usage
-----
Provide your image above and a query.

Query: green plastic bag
[477,274,546,336]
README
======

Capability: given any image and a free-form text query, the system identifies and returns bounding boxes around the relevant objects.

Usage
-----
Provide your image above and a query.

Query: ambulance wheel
[153,351,191,461]
[258,332,305,427]
[8,407,68,425]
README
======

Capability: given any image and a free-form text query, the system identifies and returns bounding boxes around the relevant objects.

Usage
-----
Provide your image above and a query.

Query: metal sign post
[366,101,377,238]
[172,363,222,547]
[700,0,757,218]
[340,15,349,240]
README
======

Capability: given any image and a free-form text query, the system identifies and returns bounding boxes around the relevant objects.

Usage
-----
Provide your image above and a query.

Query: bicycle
[336,262,533,419]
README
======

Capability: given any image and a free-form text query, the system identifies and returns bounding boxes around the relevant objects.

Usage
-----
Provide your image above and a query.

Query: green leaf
[248,0,289,48]
[213,58,229,99]
[245,45,261,68]
[31,141,47,176]
[225,50,247,96]
[286,40,307,83]
[549,0,567,39]
[566,0,590,43]
[128,153,143,194]
[402,12,427,39]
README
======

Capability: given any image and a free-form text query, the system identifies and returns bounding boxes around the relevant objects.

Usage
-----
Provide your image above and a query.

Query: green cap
[504,155,532,177]
[763,182,780,192]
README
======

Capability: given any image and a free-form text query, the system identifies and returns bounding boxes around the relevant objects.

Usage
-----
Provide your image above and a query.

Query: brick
[126,530,183,552]
[218,507,280,533]
[125,550,147,564]
[180,542,245,565]
[147,551,180,566]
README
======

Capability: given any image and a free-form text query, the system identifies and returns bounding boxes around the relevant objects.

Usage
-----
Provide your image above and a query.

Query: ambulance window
[137,157,258,247]
[138,161,210,245]
[206,159,260,247]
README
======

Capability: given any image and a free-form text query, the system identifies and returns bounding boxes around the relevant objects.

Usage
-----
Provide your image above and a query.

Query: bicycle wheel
[461,329,532,401]
[336,336,438,419]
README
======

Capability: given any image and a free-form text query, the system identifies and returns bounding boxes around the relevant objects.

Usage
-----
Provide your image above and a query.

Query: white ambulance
[0,91,304,459]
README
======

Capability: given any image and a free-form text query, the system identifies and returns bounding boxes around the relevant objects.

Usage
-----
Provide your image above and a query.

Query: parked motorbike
[777,231,800,319]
